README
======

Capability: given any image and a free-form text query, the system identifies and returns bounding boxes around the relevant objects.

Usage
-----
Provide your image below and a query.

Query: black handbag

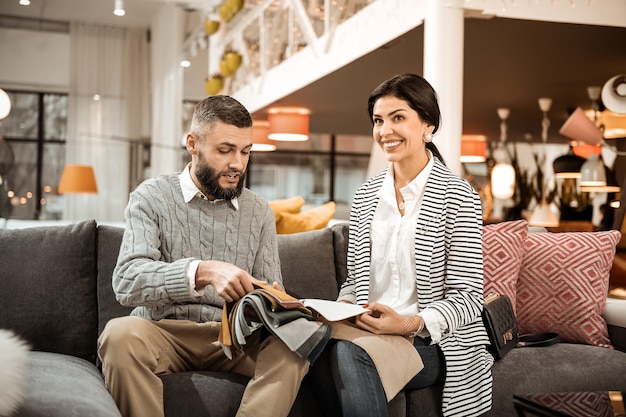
[482,292,518,360]
[481,293,560,361]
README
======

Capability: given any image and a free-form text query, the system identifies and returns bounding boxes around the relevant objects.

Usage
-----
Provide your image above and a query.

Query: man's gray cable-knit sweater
[113,173,282,323]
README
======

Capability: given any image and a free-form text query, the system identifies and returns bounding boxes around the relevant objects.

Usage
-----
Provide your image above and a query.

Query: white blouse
[369,152,447,340]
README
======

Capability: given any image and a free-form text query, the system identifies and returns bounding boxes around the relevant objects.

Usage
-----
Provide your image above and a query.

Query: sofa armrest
[603,298,626,352]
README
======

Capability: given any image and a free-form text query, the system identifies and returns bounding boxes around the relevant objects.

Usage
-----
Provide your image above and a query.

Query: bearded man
[98,95,309,417]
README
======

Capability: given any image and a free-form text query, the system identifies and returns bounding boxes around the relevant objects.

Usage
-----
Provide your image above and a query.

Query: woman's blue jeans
[308,336,445,417]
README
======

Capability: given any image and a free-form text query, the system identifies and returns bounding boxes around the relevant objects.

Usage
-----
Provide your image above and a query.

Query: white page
[301,299,370,321]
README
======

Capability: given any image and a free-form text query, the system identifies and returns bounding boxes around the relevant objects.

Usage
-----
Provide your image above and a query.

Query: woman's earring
[423,132,433,143]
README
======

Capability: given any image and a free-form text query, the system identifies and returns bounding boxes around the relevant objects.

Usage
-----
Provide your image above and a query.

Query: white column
[423,0,464,176]
[149,4,185,177]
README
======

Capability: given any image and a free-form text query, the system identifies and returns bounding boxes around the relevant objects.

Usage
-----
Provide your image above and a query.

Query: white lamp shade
[580,154,606,187]
[529,200,559,228]
[114,0,125,16]
[0,88,11,120]
[601,74,626,115]
[491,163,516,199]
[581,164,620,193]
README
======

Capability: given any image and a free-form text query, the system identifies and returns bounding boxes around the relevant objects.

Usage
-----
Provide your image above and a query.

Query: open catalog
[218,283,423,401]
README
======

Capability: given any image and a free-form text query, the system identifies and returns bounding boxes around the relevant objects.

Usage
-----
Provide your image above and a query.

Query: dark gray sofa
[1,220,625,417]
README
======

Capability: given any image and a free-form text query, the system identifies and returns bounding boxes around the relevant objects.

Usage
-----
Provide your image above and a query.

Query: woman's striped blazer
[338,157,494,417]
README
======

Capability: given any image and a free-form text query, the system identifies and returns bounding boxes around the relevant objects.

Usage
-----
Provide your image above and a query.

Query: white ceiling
[1,0,625,144]
[0,0,214,28]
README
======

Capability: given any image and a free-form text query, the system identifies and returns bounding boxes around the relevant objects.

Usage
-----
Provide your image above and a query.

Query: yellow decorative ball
[204,19,220,35]
[224,52,242,72]
[205,77,224,96]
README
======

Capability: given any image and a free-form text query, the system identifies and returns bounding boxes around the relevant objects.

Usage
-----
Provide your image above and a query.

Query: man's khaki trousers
[98,316,310,417]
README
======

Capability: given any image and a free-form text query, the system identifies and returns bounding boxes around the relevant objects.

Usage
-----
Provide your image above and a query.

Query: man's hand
[195,260,267,302]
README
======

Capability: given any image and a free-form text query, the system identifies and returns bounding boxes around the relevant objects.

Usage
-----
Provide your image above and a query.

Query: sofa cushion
[161,371,404,417]
[275,202,336,234]
[15,351,122,417]
[97,225,133,335]
[482,342,626,416]
[482,220,528,313]
[331,222,349,287]
[516,230,621,348]
[277,227,339,301]
[161,371,248,417]
[0,221,99,363]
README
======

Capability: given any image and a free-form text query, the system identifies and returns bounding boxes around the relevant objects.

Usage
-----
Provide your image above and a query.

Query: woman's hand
[355,302,423,336]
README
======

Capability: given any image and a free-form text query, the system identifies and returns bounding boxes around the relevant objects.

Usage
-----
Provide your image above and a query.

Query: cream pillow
[275,201,336,234]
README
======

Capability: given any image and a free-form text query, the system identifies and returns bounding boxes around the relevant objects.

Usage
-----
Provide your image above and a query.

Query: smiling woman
[308,74,493,417]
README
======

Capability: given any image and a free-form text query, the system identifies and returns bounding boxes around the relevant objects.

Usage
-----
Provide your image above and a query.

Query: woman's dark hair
[367,73,445,165]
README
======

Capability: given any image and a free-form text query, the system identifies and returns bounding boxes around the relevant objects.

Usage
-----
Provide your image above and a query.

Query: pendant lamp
[579,154,606,188]
[251,120,276,152]
[572,143,602,159]
[559,107,603,146]
[490,108,516,200]
[581,164,620,193]
[553,147,586,179]
[491,163,516,199]
[460,135,486,163]
[267,107,310,141]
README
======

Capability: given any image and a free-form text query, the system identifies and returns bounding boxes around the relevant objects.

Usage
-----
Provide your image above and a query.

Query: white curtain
[65,22,150,222]
[149,4,185,177]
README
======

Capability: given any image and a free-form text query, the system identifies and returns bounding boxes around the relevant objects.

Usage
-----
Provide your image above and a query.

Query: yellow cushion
[268,196,305,222]
[275,202,336,234]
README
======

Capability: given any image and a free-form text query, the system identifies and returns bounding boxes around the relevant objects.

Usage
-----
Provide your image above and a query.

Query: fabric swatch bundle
[218,283,331,363]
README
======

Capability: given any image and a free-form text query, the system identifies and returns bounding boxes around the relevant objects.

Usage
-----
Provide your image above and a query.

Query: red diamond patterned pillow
[482,220,528,313]
[516,230,621,348]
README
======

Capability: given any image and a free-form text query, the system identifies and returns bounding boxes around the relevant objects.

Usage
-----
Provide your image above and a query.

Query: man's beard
[195,158,245,200]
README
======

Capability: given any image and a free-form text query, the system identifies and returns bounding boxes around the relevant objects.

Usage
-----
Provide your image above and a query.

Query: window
[0,90,67,221]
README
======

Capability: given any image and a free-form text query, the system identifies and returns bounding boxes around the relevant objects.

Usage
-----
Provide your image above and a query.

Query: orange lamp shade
[571,142,602,159]
[251,120,276,152]
[460,135,487,163]
[267,107,310,141]
[58,165,98,194]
